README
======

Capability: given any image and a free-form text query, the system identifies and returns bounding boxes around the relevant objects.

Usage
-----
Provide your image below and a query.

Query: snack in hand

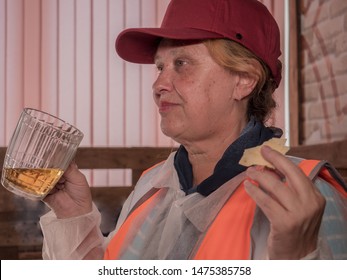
[239,138,289,169]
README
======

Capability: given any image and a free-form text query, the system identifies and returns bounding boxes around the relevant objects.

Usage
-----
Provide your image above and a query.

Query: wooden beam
[75,147,174,169]
[288,139,347,183]
[0,146,175,182]
[288,139,347,169]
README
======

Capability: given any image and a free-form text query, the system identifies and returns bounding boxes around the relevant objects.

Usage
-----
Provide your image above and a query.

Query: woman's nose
[152,69,173,97]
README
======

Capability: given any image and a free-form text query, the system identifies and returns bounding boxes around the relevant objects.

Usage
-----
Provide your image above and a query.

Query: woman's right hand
[43,161,93,219]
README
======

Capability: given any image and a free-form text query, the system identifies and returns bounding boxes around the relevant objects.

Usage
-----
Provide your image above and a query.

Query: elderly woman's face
[153,40,246,145]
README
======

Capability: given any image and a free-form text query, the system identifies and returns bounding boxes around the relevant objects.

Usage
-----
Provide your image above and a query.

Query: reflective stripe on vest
[104,159,346,259]
[104,189,162,260]
[298,159,347,198]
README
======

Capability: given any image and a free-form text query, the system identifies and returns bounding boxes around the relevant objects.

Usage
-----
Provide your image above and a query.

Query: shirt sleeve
[39,186,140,260]
[39,165,158,260]
[40,203,105,260]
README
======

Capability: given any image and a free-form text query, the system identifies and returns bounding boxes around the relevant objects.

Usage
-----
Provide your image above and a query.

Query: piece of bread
[239,138,289,169]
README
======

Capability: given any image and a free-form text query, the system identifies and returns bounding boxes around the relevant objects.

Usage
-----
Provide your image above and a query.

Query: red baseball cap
[116,0,282,87]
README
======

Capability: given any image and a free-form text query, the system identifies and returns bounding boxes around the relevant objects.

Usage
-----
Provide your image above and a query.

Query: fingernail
[247,166,257,172]
[255,165,266,172]
[244,178,259,187]
[262,145,272,152]
[244,180,252,189]
[244,180,256,195]
[246,166,256,178]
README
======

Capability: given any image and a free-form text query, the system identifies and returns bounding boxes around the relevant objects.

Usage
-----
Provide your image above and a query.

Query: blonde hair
[204,39,277,123]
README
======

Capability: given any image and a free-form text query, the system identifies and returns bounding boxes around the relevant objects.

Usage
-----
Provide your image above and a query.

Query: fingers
[244,145,311,213]
[245,165,294,213]
[245,144,326,218]
[244,178,286,219]
[244,145,327,259]
[260,145,312,193]
[263,146,326,208]
[45,162,87,199]
[62,161,88,186]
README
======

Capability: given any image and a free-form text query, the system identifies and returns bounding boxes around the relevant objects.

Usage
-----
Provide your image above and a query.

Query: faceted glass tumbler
[1,108,84,200]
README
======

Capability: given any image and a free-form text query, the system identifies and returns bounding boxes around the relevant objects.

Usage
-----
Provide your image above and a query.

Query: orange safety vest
[104,159,346,260]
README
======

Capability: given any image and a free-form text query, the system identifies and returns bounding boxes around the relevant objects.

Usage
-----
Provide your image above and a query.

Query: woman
[40,0,347,259]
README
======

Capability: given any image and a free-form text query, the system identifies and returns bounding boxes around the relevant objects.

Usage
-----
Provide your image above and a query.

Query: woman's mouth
[158,101,179,113]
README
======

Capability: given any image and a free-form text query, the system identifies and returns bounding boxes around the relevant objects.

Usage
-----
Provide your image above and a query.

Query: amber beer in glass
[1,108,84,200]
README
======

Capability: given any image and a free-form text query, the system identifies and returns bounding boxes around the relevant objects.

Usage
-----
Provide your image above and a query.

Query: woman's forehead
[155,39,207,59]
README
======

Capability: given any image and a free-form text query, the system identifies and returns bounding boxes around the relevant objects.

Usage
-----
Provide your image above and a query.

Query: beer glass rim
[23,107,84,139]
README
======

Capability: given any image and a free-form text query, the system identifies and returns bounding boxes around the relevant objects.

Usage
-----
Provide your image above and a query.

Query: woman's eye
[175,60,186,67]
[156,64,163,72]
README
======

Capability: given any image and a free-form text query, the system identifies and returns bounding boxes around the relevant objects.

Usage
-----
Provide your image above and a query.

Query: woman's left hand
[244,145,326,259]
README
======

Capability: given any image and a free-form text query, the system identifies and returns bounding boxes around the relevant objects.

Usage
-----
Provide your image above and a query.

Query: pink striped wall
[0,0,172,148]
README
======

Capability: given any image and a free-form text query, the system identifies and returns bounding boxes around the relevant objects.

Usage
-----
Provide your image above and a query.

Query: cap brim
[115,27,225,64]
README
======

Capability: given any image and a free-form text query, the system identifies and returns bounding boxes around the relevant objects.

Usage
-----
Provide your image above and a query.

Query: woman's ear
[233,73,258,101]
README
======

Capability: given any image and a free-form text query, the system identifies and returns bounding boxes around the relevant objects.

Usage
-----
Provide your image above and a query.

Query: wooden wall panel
[4,0,24,141]
[108,0,125,148]
[58,0,75,123]
[41,0,59,116]
[75,0,92,146]
[23,0,41,109]
[140,0,157,146]
[124,0,141,147]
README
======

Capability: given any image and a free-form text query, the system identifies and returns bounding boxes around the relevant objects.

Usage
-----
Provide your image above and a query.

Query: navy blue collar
[174,118,282,196]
